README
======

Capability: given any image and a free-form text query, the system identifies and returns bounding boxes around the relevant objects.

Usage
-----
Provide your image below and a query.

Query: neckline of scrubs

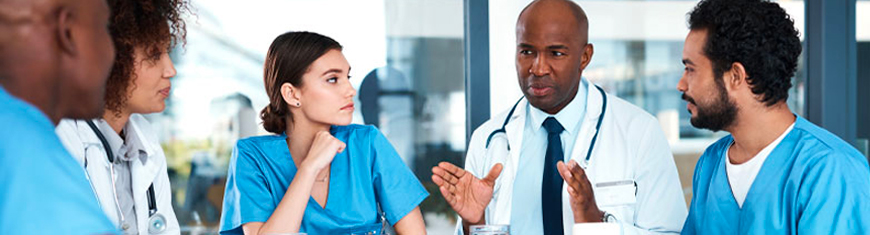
[719,121,798,211]
[279,132,338,211]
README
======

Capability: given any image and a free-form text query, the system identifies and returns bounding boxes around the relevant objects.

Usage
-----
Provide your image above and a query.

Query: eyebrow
[682,59,694,66]
[322,66,351,76]
[518,43,569,50]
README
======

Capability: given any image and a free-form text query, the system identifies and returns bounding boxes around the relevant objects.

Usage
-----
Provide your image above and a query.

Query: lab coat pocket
[594,180,636,207]
[595,180,637,224]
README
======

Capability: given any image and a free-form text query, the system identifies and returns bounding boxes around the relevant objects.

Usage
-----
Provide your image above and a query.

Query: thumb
[482,163,504,183]
[336,142,347,153]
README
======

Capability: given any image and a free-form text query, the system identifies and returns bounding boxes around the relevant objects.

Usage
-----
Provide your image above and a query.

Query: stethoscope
[485,85,608,166]
[83,120,167,234]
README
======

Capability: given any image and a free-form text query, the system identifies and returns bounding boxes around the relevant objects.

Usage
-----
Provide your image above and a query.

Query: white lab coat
[459,81,687,234]
[55,114,180,234]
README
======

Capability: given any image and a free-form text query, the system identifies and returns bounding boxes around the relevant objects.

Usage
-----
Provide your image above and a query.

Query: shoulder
[236,134,285,150]
[603,94,659,130]
[54,119,88,159]
[786,118,869,174]
[468,104,516,148]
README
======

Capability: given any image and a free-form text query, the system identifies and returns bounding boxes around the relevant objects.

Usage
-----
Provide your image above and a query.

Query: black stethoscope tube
[84,120,158,216]
[485,85,608,162]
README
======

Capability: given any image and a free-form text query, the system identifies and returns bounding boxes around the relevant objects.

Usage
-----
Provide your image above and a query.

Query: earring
[295,102,301,107]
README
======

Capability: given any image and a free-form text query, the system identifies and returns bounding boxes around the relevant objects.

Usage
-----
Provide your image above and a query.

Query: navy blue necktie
[542,117,564,235]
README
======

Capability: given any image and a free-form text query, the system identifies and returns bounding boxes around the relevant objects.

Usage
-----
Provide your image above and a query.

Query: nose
[677,72,688,93]
[530,54,550,77]
[345,77,356,98]
[163,54,177,79]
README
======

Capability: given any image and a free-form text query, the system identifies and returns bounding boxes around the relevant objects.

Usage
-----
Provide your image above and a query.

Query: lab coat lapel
[563,80,604,233]
[569,80,603,171]
[489,99,526,225]
[128,119,161,231]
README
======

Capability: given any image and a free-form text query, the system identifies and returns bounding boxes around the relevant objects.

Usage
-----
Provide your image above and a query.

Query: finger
[431,174,445,186]
[433,166,460,185]
[482,163,504,183]
[568,160,587,182]
[438,162,466,178]
[557,161,573,183]
[568,160,594,194]
[336,141,346,153]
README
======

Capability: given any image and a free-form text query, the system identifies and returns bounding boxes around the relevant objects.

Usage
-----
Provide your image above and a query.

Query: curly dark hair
[104,0,189,114]
[688,0,801,106]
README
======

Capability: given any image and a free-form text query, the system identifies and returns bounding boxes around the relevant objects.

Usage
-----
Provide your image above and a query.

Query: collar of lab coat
[77,115,163,199]
[503,78,605,166]
[492,78,607,228]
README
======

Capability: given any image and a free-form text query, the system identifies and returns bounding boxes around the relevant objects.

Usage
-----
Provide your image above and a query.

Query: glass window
[488,0,805,205]
[154,0,465,233]
[858,0,870,156]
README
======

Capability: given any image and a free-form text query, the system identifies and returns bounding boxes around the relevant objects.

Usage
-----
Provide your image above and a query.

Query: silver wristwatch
[602,211,617,223]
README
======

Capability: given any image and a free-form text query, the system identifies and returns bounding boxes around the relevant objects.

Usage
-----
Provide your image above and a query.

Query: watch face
[604,213,617,223]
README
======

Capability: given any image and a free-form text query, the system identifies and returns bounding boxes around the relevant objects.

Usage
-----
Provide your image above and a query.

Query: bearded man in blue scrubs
[0,0,118,233]
[678,0,870,234]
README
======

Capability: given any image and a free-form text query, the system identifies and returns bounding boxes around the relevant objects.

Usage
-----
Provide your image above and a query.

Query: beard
[684,80,737,132]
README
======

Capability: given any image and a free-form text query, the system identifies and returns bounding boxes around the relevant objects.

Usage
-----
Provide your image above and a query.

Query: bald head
[518,0,589,45]
[514,0,594,114]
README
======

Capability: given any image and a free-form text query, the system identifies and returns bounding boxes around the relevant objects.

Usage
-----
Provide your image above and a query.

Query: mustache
[524,75,553,87]
[682,93,696,105]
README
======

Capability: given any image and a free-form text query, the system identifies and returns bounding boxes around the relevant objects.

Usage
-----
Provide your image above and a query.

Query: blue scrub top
[219,124,428,235]
[683,116,870,234]
[0,86,117,234]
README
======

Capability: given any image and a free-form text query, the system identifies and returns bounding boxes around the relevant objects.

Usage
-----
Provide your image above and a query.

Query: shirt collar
[97,119,150,164]
[527,79,588,135]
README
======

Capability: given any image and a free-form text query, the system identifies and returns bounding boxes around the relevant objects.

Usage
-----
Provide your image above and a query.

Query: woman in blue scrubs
[219,31,429,235]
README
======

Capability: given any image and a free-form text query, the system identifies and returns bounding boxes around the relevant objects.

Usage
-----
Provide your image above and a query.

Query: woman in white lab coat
[55,0,189,234]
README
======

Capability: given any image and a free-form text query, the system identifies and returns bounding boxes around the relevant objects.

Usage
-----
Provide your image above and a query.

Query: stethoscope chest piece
[148,213,167,234]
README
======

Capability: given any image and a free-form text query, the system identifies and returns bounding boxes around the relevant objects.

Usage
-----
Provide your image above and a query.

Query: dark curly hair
[261,32,342,134]
[104,0,189,115]
[688,0,801,106]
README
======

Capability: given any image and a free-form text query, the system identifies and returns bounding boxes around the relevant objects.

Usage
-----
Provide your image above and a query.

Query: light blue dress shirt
[510,79,588,234]
[0,85,117,234]
[219,124,428,235]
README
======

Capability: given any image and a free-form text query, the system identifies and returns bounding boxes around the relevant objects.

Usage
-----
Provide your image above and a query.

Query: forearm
[256,168,318,234]
[393,207,426,235]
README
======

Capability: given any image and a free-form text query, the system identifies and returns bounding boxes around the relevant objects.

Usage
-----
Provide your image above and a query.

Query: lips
[341,103,354,111]
[159,86,171,97]
[527,84,553,97]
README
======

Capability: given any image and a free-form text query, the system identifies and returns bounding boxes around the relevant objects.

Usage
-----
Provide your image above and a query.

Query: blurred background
[144,0,869,233]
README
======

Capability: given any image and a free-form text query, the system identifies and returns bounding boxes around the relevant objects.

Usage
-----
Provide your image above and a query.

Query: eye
[684,67,694,73]
[552,51,565,56]
[327,77,337,83]
[347,75,352,80]
[519,50,533,55]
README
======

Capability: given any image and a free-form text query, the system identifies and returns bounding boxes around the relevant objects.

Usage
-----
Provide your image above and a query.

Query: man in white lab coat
[431,0,687,234]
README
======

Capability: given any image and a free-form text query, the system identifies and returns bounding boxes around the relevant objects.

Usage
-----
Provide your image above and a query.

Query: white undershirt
[726,122,794,208]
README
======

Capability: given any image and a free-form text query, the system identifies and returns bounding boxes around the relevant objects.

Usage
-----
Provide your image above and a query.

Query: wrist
[297,164,319,178]
[465,216,485,225]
